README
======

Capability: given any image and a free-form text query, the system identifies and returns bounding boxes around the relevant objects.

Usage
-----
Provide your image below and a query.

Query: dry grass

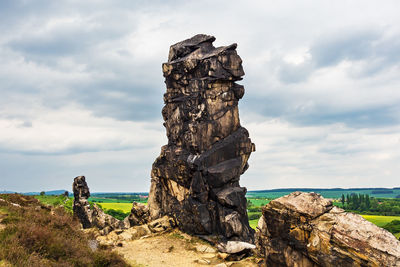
[0,194,129,267]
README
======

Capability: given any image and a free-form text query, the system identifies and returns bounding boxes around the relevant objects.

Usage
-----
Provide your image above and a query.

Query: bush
[248,213,261,220]
[103,209,129,221]
[383,220,400,234]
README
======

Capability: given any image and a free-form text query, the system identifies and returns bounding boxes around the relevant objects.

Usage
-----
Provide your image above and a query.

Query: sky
[1,0,400,192]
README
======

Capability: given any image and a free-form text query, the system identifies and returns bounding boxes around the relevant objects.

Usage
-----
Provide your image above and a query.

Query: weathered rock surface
[217,241,256,254]
[256,191,400,267]
[72,176,126,234]
[123,202,149,227]
[148,34,255,242]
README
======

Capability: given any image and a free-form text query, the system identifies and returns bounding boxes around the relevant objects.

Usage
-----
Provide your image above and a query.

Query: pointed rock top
[168,34,215,62]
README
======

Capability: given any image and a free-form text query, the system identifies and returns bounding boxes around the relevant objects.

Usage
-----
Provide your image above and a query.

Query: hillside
[0,194,128,267]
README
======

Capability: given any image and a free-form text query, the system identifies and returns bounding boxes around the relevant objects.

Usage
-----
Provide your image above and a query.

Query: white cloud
[242,116,400,189]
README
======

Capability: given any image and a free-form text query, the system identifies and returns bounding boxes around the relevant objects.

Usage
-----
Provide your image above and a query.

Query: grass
[249,219,259,229]
[0,194,130,267]
[248,198,270,207]
[361,215,400,227]
[99,203,133,213]
[395,232,400,239]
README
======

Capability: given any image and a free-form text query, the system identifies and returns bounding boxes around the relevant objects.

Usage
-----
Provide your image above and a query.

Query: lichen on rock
[148,34,255,243]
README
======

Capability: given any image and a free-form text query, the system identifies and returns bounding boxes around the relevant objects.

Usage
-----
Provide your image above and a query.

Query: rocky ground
[86,220,260,267]
[114,229,259,267]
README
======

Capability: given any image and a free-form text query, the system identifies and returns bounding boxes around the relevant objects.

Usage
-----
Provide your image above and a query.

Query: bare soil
[113,230,259,267]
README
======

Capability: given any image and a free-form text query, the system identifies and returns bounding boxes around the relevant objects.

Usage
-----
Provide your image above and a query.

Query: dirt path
[113,230,259,267]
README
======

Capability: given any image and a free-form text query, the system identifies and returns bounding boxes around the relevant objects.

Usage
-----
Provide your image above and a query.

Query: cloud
[1,0,400,191]
[0,105,165,155]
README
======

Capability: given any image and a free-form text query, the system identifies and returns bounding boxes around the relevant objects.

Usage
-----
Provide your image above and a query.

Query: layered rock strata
[256,192,400,267]
[148,34,255,242]
[72,176,126,234]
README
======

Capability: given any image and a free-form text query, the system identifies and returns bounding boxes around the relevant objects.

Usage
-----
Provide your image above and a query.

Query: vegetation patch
[99,203,133,213]
[0,194,129,267]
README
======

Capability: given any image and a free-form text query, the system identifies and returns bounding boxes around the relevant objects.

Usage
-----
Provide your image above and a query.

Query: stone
[124,202,149,227]
[72,176,125,233]
[148,34,255,243]
[216,241,256,254]
[148,215,176,233]
[256,192,400,267]
[72,176,93,228]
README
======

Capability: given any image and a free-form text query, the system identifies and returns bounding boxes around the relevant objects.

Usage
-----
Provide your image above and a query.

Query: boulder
[148,216,176,233]
[124,202,149,227]
[148,34,255,243]
[256,191,400,267]
[217,241,256,254]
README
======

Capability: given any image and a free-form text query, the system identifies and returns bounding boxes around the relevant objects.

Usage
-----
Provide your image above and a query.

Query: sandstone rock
[217,241,256,254]
[256,191,400,267]
[72,176,125,233]
[148,34,255,243]
[148,215,176,233]
[124,202,149,227]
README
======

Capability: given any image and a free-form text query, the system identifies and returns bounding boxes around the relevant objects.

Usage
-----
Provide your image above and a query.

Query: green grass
[249,219,259,229]
[34,195,70,206]
[248,198,270,207]
[395,232,400,239]
[99,203,133,213]
[361,215,400,227]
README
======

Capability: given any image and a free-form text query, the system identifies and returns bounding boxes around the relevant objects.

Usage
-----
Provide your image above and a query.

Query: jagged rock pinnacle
[148,34,255,242]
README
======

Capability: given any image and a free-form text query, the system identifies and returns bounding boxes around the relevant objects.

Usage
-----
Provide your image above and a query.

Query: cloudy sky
[1,0,400,192]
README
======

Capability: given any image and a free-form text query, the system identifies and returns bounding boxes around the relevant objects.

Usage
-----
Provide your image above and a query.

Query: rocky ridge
[148,34,255,243]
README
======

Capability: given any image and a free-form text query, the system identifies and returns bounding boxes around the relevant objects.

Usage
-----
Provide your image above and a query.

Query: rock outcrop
[256,192,400,267]
[72,176,126,234]
[124,202,149,227]
[148,34,255,242]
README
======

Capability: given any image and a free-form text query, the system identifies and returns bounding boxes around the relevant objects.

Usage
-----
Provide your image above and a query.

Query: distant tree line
[341,194,400,216]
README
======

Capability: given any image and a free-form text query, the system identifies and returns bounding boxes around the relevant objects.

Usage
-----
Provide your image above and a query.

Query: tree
[40,191,45,196]
[341,194,345,207]
[365,194,370,209]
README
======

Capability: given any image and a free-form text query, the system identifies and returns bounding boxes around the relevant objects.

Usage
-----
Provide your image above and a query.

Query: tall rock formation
[72,176,126,234]
[148,34,255,242]
[256,192,400,267]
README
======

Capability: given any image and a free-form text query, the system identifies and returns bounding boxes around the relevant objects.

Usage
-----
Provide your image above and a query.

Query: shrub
[383,220,400,234]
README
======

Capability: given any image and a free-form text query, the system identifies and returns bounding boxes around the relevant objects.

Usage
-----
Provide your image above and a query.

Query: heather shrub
[0,194,129,267]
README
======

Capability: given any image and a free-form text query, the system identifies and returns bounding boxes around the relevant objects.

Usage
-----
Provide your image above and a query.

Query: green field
[89,197,133,203]
[249,219,258,229]
[248,198,270,206]
[361,215,400,227]
[98,202,133,213]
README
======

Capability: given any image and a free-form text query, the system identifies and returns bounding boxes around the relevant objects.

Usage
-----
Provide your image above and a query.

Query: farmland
[361,215,400,227]
[98,202,134,213]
